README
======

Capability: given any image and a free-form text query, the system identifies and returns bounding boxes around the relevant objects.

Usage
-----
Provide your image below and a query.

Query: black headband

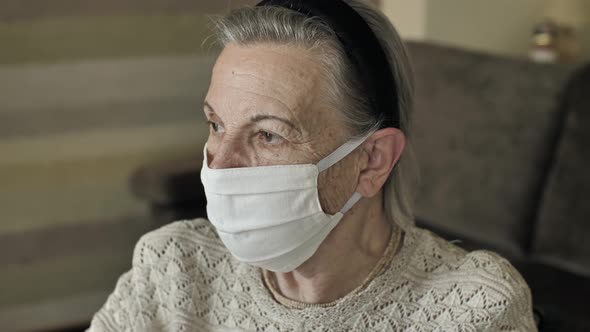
[256,0,400,129]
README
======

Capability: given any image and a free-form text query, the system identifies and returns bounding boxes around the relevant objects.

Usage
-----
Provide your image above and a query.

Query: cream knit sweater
[88,218,537,331]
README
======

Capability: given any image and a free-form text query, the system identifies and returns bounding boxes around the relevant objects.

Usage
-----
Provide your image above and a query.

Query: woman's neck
[265,195,394,304]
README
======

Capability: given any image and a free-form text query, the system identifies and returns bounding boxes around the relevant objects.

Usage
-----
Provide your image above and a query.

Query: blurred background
[0,0,588,331]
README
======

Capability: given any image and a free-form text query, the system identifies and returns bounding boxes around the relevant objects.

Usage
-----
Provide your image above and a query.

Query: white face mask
[200,133,371,272]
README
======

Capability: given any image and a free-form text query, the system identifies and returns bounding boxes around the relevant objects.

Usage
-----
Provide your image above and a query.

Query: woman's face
[204,43,363,213]
[204,42,348,168]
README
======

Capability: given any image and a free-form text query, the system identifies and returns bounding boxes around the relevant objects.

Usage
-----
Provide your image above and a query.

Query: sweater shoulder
[409,228,529,294]
[88,219,234,331]
[131,218,228,267]
[399,227,536,330]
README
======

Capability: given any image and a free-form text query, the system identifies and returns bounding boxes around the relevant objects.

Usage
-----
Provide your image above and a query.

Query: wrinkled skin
[204,42,405,304]
[205,43,359,214]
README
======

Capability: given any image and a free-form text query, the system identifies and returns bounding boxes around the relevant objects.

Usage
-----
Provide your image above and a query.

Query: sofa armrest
[130,158,205,207]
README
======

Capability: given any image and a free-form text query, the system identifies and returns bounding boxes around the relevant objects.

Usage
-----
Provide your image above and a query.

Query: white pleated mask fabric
[200,133,371,272]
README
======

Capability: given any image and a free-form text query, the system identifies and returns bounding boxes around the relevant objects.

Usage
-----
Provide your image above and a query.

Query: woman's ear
[356,128,406,198]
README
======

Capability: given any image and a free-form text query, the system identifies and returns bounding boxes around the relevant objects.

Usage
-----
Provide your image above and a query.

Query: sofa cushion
[532,63,590,277]
[406,42,573,257]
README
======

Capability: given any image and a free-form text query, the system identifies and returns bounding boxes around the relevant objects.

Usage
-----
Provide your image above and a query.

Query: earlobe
[355,128,406,197]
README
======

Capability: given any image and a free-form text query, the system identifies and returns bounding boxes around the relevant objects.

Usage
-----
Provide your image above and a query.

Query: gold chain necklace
[262,224,404,309]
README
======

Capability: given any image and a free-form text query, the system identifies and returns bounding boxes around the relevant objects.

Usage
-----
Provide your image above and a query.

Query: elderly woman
[88,0,536,331]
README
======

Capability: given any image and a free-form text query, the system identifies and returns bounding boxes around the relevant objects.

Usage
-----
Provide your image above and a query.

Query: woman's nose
[207,140,249,169]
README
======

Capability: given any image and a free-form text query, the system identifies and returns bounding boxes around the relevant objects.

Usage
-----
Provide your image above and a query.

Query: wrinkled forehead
[207,43,338,130]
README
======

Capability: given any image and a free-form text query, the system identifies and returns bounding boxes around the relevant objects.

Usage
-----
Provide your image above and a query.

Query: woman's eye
[258,131,284,145]
[208,121,225,134]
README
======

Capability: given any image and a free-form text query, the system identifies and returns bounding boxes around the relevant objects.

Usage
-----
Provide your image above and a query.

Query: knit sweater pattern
[88,218,537,332]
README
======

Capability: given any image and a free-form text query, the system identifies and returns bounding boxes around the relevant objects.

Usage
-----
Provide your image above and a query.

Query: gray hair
[211,0,418,229]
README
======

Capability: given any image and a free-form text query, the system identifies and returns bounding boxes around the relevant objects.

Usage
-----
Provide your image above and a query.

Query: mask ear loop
[316,131,375,214]
[340,192,363,213]
[316,131,374,172]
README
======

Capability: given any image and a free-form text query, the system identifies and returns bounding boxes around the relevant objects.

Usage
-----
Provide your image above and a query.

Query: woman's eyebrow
[250,114,301,134]
[204,101,301,134]
[203,101,215,114]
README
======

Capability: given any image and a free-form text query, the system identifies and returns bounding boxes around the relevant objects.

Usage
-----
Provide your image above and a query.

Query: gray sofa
[408,42,590,331]
[130,42,590,331]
